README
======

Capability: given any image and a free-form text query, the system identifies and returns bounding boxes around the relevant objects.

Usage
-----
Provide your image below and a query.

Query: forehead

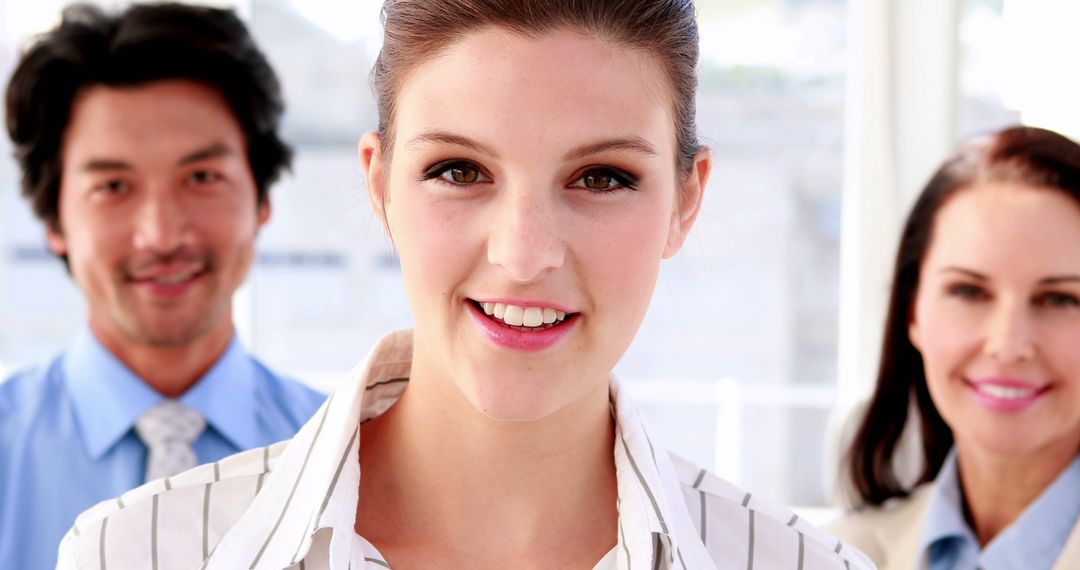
[926,183,1080,274]
[62,79,244,163]
[392,28,676,157]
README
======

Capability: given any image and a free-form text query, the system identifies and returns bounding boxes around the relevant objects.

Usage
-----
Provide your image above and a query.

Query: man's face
[48,79,268,349]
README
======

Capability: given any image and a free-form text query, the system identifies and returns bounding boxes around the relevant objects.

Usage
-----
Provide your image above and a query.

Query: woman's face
[910,183,1080,462]
[361,28,707,421]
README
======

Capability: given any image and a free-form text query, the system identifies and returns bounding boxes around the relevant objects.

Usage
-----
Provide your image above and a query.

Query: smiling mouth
[966,381,1047,401]
[469,300,574,331]
[129,263,209,286]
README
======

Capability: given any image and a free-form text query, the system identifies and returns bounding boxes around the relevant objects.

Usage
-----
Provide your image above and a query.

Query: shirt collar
[178,335,260,451]
[609,379,681,568]
[208,329,696,570]
[982,454,1080,569]
[64,328,162,459]
[63,327,256,459]
[919,449,977,566]
[920,449,1080,570]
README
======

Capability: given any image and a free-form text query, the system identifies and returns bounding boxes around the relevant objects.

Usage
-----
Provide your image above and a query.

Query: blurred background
[0,0,1075,516]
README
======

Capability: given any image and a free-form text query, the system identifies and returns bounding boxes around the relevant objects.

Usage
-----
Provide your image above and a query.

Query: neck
[956,440,1078,546]
[357,364,619,567]
[89,318,233,398]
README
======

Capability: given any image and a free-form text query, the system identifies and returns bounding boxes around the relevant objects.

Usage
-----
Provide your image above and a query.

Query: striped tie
[135,400,206,483]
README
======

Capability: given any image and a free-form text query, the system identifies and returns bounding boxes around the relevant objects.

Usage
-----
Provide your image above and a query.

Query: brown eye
[569,167,638,193]
[423,160,490,185]
[583,173,613,190]
[450,165,480,184]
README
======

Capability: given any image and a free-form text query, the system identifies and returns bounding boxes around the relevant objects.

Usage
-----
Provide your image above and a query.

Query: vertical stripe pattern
[150,494,159,570]
[618,433,668,534]
[747,509,756,570]
[202,483,212,560]
[249,395,335,568]
[797,532,805,570]
[98,518,108,570]
[55,333,876,570]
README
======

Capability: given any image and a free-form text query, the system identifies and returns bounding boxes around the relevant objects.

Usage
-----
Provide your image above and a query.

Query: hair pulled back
[372,0,701,173]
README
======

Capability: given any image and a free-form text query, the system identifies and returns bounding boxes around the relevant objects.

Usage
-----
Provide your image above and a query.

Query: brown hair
[846,125,1080,506]
[372,0,701,173]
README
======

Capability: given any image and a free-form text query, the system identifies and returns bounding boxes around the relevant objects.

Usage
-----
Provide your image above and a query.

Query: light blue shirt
[0,329,326,570]
[920,449,1080,570]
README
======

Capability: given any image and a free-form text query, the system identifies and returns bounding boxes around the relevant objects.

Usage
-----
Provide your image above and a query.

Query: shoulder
[826,484,933,565]
[0,358,64,431]
[250,358,328,422]
[57,440,289,570]
[668,453,876,570]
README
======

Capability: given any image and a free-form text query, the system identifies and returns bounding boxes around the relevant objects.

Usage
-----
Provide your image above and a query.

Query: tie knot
[135,400,206,447]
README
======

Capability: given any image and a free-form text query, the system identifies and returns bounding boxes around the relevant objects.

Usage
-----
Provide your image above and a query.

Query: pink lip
[472,298,577,314]
[965,377,1049,414]
[467,301,577,352]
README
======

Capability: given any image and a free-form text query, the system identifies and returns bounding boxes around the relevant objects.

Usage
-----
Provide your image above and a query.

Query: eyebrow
[939,266,987,280]
[939,266,1080,285]
[178,143,235,166]
[403,131,660,162]
[78,143,236,172]
[562,136,659,161]
[1039,275,1080,285]
[405,131,499,159]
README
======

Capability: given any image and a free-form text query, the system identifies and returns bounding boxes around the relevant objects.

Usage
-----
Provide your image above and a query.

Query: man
[0,4,326,568]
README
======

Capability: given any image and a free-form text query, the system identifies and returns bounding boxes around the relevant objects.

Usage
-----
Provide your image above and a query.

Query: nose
[984,298,1036,363]
[131,186,193,254]
[486,184,565,282]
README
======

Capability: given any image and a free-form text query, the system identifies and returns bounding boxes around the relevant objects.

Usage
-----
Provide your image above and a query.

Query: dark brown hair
[372,0,701,173]
[846,125,1080,506]
[6,2,291,232]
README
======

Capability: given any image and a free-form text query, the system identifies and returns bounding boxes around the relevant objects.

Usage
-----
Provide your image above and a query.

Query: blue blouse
[920,449,1080,570]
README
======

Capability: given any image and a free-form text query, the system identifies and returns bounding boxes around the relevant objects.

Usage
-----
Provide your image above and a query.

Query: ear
[663,147,710,259]
[256,197,271,228]
[45,221,68,256]
[907,296,923,352]
[359,131,390,236]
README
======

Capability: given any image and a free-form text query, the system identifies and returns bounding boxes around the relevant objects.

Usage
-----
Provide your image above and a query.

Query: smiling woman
[831,126,1080,570]
[56,2,871,569]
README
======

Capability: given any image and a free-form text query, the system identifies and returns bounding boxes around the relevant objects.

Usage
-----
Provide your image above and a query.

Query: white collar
[205,329,712,569]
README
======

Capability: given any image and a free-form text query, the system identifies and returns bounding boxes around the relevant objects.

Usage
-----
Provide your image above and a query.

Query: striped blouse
[56,330,874,570]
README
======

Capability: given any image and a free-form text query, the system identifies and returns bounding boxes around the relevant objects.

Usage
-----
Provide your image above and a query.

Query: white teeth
[542,307,557,324]
[478,301,569,328]
[523,307,543,327]
[503,305,525,326]
[152,271,195,285]
[977,384,1037,400]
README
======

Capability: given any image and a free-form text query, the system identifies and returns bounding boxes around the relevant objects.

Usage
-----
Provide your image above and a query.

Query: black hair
[6,2,291,232]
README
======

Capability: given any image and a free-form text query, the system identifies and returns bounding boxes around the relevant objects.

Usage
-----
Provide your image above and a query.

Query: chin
[462,375,578,423]
[125,317,215,348]
[962,427,1047,459]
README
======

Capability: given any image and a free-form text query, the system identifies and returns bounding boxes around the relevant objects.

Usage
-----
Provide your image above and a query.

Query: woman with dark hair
[831,125,1080,569]
[56,1,870,569]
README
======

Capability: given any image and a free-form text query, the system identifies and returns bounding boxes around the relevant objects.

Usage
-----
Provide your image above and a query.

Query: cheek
[913,300,981,379]
[388,196,478,297]
[577,204,670,311]
[1038,319,1080,379]
[199,202,259,249]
